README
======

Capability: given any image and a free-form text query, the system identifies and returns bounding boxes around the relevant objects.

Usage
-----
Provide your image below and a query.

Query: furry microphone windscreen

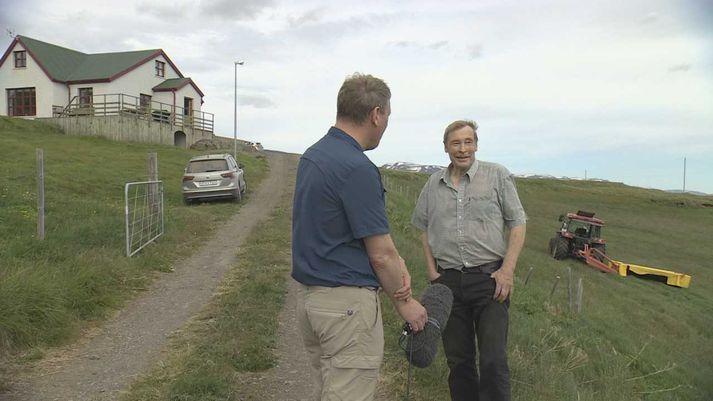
[402,283,454,368]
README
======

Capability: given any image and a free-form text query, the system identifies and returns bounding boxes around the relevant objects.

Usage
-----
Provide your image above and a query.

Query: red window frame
[14,51,26,68]
[7,87,36,116]
[155,60,165,77]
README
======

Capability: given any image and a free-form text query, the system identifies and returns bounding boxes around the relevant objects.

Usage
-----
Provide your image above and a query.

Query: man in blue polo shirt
[292,73,428,401]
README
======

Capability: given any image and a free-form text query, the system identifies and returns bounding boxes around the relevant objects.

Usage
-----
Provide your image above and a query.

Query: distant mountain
[665,189,710,196]
[381,162,444,174]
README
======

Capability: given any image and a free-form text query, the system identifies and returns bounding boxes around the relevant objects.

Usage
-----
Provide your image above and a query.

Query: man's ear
[370,107,381,126]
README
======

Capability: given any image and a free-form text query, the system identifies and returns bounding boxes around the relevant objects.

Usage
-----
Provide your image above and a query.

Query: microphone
[401,283,453,368]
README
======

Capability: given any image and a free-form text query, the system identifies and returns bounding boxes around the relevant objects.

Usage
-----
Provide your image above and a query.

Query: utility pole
[683,157,686,193]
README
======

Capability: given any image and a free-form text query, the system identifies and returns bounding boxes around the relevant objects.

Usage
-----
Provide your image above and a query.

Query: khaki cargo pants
[297,284,384,401]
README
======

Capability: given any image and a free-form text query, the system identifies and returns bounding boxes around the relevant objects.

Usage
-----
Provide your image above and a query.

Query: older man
[292,73,427,401]
[411,120,527,401]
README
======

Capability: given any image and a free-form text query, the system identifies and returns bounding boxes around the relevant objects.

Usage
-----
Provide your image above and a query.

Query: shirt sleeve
[340,164,390,239]
[411,180,430,232]
[498,170,527,228]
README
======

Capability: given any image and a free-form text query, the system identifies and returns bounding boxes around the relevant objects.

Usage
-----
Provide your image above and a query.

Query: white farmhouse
[0,35,214,147]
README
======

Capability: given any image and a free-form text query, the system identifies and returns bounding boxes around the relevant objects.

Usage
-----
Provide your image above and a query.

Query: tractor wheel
[592,244,607,262]
[551,236,570,260]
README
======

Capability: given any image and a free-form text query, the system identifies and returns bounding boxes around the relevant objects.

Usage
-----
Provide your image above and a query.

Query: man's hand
[396,299,428,332]
[393,257,412,301]
[491,267,514,302]
[428,270,441,283]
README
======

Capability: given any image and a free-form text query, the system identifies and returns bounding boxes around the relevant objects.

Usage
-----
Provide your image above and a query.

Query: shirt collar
[439,159,480,185]
[327,126,363,152]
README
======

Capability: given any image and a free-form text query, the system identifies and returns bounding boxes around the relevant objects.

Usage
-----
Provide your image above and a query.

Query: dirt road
[2,151,307,401]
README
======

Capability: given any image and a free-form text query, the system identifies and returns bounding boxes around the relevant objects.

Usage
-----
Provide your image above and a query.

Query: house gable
[0,36,188,85]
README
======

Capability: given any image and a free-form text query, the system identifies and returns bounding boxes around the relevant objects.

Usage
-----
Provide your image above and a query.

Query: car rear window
[187,159,229,173]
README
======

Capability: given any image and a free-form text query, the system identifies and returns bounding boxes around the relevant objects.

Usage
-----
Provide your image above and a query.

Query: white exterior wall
[64,54,202,112]
[0,42,67,117]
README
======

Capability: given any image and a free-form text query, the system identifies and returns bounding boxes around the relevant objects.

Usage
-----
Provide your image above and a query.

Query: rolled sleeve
[499,173,527,228]
[411,184,429,232]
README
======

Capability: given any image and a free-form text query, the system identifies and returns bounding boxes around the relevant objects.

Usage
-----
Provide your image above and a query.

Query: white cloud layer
[2,0,712,192]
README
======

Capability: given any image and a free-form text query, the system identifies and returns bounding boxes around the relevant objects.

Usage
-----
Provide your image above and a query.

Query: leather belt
[440,260,503,274]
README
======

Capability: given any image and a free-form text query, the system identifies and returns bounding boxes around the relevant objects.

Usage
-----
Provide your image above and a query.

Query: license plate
[198,180,219,187]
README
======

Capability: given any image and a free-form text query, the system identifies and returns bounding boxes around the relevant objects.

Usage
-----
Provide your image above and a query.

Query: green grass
[378,169,713,401]
[0,116,268,362]
[121,188,293,401]
[4,117,711,400]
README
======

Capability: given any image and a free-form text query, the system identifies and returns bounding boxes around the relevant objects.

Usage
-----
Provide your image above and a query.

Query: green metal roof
[153,78,191,90]
[10,35,180,83]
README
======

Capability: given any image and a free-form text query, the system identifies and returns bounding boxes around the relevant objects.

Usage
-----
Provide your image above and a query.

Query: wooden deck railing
[53,93,214,133]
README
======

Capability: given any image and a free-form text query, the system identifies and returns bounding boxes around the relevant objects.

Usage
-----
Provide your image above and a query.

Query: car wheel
[241,180,247,195]
[233,188,242,203]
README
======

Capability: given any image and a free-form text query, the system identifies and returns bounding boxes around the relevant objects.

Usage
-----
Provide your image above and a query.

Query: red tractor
[549,210,607,261]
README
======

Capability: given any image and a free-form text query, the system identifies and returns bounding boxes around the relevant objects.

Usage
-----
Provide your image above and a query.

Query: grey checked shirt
[411,160,527,270]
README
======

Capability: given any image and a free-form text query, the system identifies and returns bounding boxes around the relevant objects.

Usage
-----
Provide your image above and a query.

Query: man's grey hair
[443,120,479,144]
[337,73,391,125]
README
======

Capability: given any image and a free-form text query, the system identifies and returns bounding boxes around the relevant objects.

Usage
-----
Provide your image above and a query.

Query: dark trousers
[436,267,511,401]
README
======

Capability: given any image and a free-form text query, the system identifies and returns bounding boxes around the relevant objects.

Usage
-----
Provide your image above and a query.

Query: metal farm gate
[124,180,164,257]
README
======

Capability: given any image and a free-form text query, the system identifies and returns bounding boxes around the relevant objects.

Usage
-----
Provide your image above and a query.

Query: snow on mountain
[381,162,444,174]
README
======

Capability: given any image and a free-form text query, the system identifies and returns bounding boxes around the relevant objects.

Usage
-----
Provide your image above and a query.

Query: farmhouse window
[78,88,93,106]
[155,60,165,77]
[140,94,152,112]
[14,51,26,68]
[7,87,36,116]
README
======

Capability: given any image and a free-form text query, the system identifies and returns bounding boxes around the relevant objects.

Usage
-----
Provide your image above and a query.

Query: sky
[2,0,712,193]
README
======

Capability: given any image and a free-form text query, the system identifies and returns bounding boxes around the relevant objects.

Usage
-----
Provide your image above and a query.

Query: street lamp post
[234,61,244,160]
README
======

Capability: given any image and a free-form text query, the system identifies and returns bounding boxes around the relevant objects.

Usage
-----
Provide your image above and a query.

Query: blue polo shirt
[291,127,389,288]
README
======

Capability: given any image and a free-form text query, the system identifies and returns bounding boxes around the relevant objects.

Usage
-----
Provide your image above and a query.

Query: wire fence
[124,180,164,257]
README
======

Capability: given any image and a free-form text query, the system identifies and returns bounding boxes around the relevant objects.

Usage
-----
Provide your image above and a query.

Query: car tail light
[221,172,235,178]
[182,175,194,182]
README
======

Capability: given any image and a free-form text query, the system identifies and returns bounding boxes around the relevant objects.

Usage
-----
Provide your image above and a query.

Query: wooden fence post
[567,266,573,313]
[576,277,584,314]
[37,148,45,240]
[147,152,159,213]
[549,275,560,299]
[524,266,534,286]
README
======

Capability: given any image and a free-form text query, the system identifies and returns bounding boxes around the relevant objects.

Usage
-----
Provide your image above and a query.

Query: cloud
[239,94,276,108]
[469,44,483,59]
[389,40,450,51]
[135,1,190,19]
[201,0,275,20]
[668,64,691,72]
[288,8,325,28]
[640,12,658,24]
[428,40,448,50]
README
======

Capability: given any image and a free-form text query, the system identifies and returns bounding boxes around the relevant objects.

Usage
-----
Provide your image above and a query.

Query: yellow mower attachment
[612,260,692,289]
[582,246,692,289]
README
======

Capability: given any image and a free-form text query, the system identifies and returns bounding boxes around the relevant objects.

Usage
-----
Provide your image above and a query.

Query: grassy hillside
[380,169,713,401]
[0,117,267,363]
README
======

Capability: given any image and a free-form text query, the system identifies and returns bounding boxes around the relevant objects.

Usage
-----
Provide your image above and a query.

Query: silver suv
[182,154,247,204]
